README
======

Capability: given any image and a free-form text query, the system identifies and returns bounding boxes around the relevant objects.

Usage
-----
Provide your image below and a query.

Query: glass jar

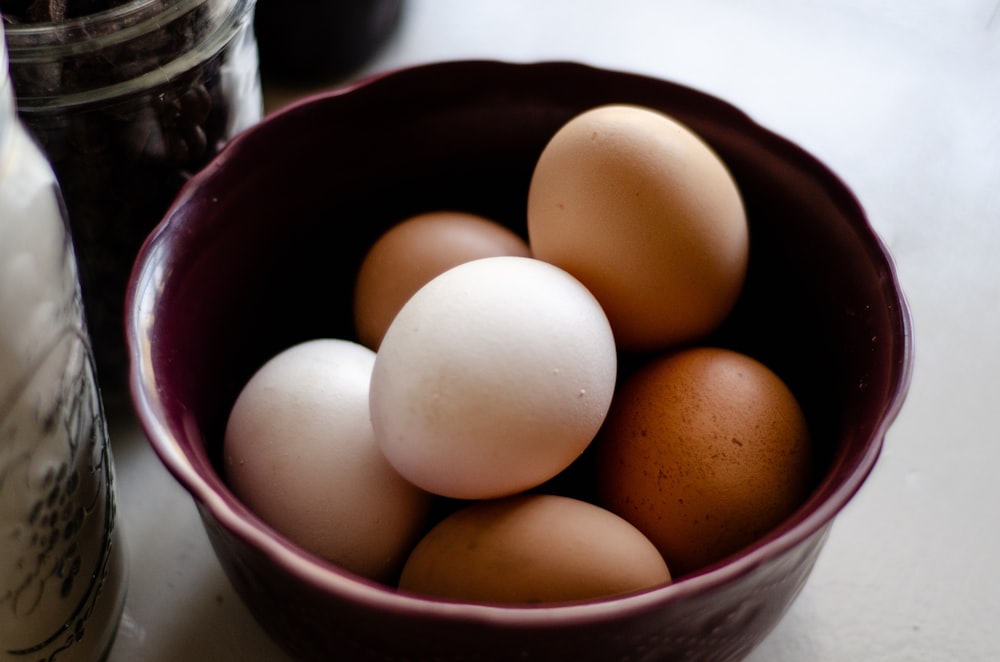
[2,0,263,394]
[0,26,127,662]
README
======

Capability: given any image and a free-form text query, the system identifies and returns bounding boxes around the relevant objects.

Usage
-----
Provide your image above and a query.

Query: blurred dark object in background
[255,0,403,84]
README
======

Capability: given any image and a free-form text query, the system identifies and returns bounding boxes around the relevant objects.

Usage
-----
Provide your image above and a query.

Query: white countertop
[106,1,1000,660]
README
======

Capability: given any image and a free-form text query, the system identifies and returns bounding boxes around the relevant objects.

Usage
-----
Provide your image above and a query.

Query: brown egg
[596,347,813,577]
[353,210,531,349]
[527,104,748,351]
[398,494,671,605]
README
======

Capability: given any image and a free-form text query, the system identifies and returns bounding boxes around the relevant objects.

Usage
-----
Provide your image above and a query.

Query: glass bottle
[2,0,263,394]
[0,25,127,662]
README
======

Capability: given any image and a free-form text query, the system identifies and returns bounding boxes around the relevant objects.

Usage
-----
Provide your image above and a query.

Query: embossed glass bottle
[0,26,127,662]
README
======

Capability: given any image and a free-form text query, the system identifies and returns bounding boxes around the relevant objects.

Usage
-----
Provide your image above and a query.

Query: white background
[107,1,1000,660]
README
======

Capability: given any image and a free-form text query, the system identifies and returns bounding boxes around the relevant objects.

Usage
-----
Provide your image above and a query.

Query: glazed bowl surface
[126,59,912,662]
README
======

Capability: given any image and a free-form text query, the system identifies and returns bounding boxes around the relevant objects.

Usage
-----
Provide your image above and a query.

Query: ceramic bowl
[126,60,912,661]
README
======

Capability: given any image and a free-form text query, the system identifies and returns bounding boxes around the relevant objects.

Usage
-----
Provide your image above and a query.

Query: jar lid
[4,0,246,108]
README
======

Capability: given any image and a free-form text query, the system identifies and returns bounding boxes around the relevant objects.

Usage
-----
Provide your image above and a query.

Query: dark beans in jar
[1,0,261,395]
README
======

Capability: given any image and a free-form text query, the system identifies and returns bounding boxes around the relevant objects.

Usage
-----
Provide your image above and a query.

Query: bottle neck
[1,28,14,162]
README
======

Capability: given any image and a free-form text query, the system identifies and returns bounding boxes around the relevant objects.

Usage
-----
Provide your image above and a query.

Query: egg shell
[596,346,813,577]
[398,494,671,605]
[527,104,749,351]
[353,210,531,350]
[369,255,617,500]
[223,339,432,583]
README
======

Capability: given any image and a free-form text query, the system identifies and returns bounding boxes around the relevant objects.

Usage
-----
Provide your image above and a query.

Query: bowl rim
[126,58,914,626]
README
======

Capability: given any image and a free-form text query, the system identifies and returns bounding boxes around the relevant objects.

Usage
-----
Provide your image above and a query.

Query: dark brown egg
[596,347,813,577]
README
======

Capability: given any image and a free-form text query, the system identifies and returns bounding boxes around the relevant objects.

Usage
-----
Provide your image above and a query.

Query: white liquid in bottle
[0,27,127,662]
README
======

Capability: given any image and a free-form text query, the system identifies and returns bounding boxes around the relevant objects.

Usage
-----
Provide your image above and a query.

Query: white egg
[223,338,431,583]
[369,256,617,500]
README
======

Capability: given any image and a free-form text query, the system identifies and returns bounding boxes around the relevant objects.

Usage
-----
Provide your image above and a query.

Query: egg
[369,256,617,500]
[527,104,749,351]
[398,494,671,605]
[353,210,531,349]
[223,339,432,583]
[596,347,813,577]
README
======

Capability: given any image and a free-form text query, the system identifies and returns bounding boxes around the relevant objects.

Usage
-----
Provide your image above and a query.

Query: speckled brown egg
[596,347,813,577]
[353,210,531,349]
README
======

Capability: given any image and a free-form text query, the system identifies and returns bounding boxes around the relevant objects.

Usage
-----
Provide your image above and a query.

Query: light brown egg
[398,494,671,605]
[353,210,531,349]
[527,104,748,351]
[596,347,813,577]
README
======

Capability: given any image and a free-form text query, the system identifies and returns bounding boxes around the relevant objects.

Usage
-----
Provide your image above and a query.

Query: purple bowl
[126,60,912,661]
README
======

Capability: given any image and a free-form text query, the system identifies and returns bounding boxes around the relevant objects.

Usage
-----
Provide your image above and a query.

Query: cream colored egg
[528,104,749,351]
[223,339,432,583]
[399,494,671,604]
[369,256,617,500]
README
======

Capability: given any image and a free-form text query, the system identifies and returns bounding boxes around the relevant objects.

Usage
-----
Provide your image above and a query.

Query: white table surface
[106,1,1000,660]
